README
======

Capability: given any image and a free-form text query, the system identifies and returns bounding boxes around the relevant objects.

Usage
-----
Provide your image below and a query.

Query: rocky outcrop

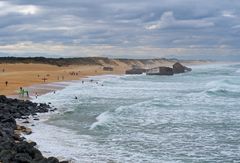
[146,67,174,75]
[173,62,192,74]
[125,68,147,74]
[103,67,114,71]
[145,62,192,76]
[0,95,68,163]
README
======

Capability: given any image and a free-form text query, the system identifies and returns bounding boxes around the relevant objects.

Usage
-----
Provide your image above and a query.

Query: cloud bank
[146,12,214,30]
[0,0,240,60]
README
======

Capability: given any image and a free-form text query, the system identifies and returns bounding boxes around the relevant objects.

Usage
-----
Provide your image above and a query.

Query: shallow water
[28,63,240,162]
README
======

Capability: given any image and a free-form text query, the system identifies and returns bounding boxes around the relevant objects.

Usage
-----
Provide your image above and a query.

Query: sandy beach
[0,58,208,97]
[0,61,127,97]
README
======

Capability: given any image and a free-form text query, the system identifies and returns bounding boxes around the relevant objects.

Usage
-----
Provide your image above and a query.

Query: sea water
[26,63,240,162]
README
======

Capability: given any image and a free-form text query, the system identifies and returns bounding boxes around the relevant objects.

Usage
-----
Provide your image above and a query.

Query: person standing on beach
[42,77,47,83]
[26,90,29,97]
[19,87,24,97]
[21,88,25,97]
[5,81,8,86]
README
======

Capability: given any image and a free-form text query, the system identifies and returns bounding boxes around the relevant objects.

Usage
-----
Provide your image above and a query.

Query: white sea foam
[236,69,240,73]
[24,64,240,162]
[25,122,89,162]
[89,111,112,130]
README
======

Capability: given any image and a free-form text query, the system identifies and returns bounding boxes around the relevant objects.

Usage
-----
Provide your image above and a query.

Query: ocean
[26,63,240,162]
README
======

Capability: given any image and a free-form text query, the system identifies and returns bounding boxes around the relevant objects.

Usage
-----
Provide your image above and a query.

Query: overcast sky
[0,0,240,60]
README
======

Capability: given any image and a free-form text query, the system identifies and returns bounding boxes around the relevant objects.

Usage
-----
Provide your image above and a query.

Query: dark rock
[47,157,60,163]
[22,121,30,124]
[30,148,44,160]
[28,141,37,147]
[0,95,7,103]
[14,153,32,162]
[0,150,15,162]
[147,67,174,75]
[125,68,147,74]
[33,158,48,163]
[1,117,15,123]
[103,66,113,71]
[173,62,192,74]
[50,108,57,112]
[0,95,66,163]
[21,116,29,120]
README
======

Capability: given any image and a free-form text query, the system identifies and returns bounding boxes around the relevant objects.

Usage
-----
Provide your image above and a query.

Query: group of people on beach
[2,72,103,100]
[37,74,66,83]
[69,71,80,76]
[57,76,65,80]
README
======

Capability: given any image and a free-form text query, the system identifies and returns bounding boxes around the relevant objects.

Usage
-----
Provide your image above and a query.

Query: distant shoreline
[0,57,214,97]
[16,62,240,162]
[0,56,211,67]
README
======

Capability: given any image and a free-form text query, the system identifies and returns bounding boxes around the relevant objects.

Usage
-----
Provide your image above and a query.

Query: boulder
[125,68,147,74]
[147,67,174,75]
[14,153,32,162]
[0,95,67,163]
[47,157,60,163]
[103,67,113,71]
[173,62,192,74]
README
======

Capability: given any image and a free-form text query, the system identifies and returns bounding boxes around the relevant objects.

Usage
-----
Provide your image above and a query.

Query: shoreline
[0,59,214,97]
[20,62,240,162]
[16,74,121,162]
[16,74,126,162]
[0,95,69,163]
[8,74,117,100]
[1,61,217,162]
[14,61,219,99]
[17,114,78,162]
[14,62,231,162]
[6,74,124,162]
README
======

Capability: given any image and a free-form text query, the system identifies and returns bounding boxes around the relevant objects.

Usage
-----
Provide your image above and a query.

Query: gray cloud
[146,11,214,30]
[0,0,240,60]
